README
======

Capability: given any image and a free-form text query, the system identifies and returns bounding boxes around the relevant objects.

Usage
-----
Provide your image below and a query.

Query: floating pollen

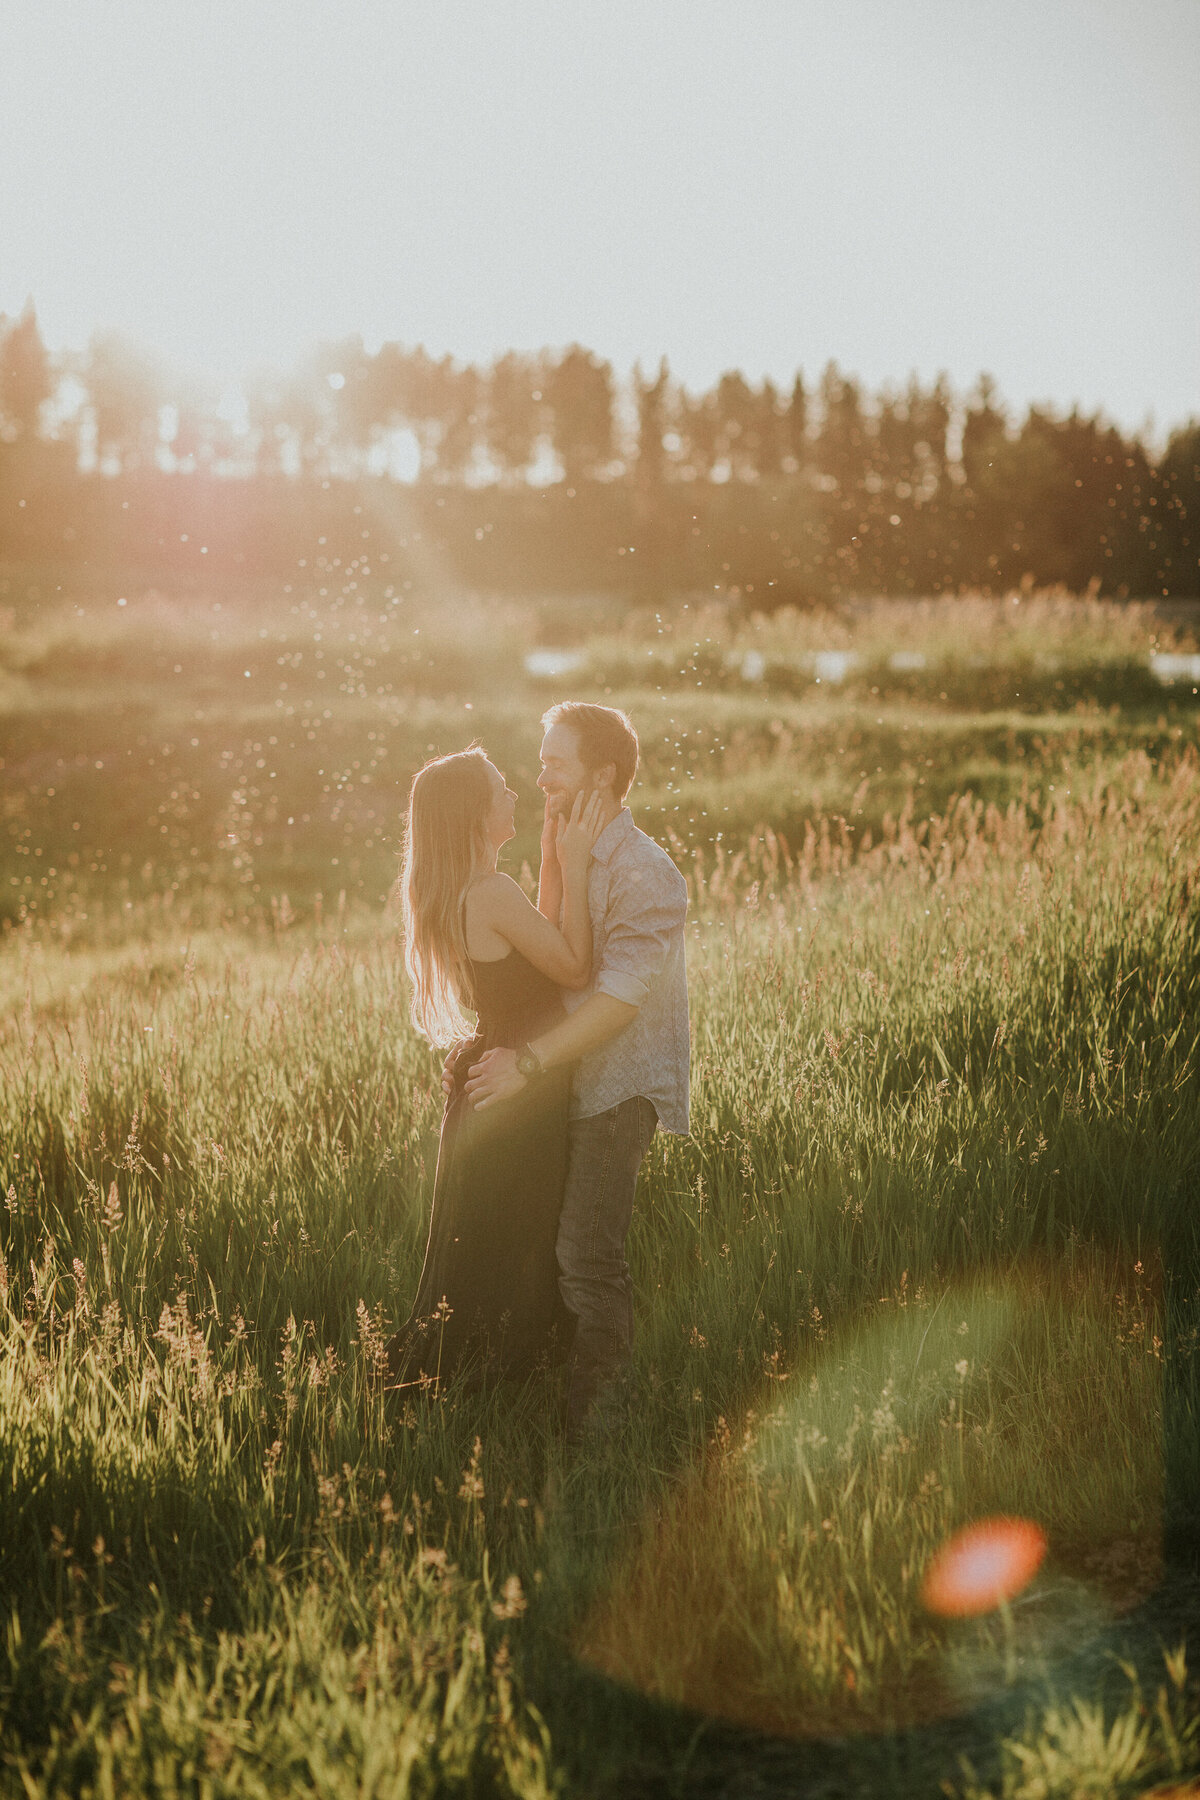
[921,1517,1047,1618]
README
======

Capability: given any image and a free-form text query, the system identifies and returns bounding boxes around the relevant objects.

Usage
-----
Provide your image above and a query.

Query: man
[464,702,690,1438]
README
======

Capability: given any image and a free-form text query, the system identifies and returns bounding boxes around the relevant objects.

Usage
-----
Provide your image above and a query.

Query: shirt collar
[591,806,635,864]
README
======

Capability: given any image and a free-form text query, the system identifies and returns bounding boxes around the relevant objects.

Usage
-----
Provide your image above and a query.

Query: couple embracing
[392,702,689,1441]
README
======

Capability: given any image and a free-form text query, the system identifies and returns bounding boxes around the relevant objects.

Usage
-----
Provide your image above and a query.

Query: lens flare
[921,1517,1047,1618]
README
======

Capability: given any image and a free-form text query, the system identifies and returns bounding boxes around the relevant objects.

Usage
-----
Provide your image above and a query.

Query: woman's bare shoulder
[464,872,524,920]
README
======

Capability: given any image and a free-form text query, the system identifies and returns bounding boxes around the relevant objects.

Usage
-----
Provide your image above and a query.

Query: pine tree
[546,345,615,485]
[0,301,52,440]
[785,373,808,474]
[634,358,671,489]
[485,352,544,482]
[816,361,867,495]
[85,332,162,471]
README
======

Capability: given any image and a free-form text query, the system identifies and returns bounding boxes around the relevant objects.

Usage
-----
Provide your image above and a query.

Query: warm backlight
[921,1517,1048,1619]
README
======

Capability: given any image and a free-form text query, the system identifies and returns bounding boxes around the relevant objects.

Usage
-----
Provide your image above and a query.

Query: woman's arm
[537,794,563,922]
[551,790,602,982]
[470,793,604,989]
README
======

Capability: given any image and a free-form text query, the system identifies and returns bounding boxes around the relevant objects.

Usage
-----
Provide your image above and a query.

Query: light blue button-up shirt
[563,807,690,1135]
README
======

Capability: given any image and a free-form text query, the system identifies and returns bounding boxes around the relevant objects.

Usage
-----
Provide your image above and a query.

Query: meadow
[2,573,1200,1796]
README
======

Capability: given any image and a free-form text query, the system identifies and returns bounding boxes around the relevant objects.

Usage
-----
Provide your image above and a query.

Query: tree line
[1,301,1196,599]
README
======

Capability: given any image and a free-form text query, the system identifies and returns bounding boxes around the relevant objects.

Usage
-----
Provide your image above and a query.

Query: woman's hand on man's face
[556,791,605,874]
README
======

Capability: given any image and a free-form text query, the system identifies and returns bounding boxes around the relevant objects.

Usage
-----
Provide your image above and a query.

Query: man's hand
[464,1046,528,1111]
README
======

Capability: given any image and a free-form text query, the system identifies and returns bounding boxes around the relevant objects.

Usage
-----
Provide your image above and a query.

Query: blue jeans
[556,1096,658,1431]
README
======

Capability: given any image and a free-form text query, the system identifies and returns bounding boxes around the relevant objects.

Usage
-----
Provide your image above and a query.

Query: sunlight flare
[921,1517,1048,1619]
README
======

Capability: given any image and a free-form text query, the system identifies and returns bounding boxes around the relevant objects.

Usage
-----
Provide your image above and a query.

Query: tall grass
[3,596,1198,947]
[2,735,1199,1793]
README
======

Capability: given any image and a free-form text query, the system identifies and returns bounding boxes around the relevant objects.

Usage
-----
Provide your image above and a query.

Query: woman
[390,747,604,1387]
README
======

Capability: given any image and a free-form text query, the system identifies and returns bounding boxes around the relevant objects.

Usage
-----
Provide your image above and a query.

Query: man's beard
[545,788,581,819]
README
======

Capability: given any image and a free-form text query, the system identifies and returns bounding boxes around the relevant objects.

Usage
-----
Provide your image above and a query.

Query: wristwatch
[515,1043,545,1079]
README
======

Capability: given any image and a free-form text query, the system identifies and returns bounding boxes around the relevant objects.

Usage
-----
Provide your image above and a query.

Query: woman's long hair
[400,748,493,1046]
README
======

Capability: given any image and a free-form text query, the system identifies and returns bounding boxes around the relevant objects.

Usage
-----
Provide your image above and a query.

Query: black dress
[392,949,575,1386]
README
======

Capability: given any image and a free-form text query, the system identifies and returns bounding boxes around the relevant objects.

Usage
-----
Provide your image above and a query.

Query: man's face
[537,723,590,818]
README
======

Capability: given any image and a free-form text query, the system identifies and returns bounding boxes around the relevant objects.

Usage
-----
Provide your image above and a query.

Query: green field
[2,577,1200,1796]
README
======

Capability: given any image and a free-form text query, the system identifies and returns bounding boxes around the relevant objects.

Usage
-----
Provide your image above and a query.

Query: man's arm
[464,849,686,1112]
[530,992,637,1070]
[463,993,636,1111]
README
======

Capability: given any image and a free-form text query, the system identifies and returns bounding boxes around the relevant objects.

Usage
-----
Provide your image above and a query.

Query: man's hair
[541,701,640,802]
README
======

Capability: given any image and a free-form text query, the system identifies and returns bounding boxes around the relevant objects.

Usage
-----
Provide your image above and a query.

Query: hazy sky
[3,0,1198,432]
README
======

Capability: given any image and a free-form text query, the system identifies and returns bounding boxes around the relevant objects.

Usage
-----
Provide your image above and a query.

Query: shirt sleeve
[594,854,687,1008]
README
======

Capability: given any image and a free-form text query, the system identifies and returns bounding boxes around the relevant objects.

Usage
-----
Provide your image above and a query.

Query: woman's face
[482,761,517,852]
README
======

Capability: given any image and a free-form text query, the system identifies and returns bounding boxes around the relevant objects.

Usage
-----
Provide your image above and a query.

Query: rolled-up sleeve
[595,861,688,1008]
